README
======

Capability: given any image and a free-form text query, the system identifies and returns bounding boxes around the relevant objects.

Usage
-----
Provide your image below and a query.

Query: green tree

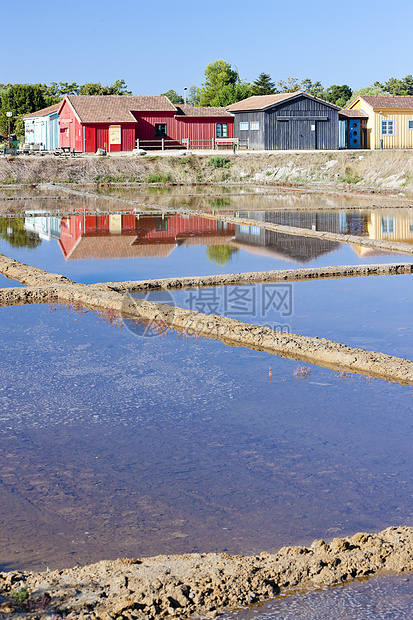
[0,84,46,136]
[300,78,324,99]
[276,76,300,93]
[323,84,353,107]
[78,79,131,95]
[206,244,239,266]
[251,73,276,95]
[384,75,413,95]
[160,89,184,104]
[188,84,201,106]
[199,60,240,106]
[209,82,252,106]
[346,84,389,107]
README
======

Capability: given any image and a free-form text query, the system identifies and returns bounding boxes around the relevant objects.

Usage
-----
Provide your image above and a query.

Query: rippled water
[221,574,413,619]
[0,304,411,573]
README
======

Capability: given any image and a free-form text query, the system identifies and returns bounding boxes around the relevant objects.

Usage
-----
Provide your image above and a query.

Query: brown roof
[23,103,61,118]
[60,95,177,123]
[175,105,233,118]
[227,91,340,112]
[63,235,177,260]
[358,96,413,109]
[339,108,369,119]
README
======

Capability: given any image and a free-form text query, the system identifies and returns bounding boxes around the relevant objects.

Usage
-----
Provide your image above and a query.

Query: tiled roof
[358,96,413,109]
[62,95,177,123]
[23,103,61,118]
[175,106,233,118]
[339,108,369,119]
[227,92,340,112]
[227,93,298,111]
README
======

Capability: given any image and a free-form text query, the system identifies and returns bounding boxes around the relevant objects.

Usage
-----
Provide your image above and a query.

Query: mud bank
[1,151,413,191]
[1,253,413,384]
[96,262,413,293]
[1,527,412,619]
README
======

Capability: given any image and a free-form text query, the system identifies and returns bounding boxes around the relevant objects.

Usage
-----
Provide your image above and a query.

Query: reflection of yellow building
[348,96,413,149]
[367,209,413,243]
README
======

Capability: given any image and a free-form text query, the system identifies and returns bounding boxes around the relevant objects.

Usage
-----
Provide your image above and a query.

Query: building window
[239,122,249,131]
[382,217,395,234]
[408,120,413,130]
[250,121,260,131]
[381,120,395,136]
[155,217,167,231]
[216,123,228,138]
[154,123,167,138]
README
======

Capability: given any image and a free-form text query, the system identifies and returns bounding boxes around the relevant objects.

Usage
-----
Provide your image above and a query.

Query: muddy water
[0,304,412,573]
[221,574,413,619]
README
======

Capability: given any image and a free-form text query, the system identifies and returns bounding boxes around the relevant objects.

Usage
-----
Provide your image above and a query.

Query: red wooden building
[57,95,234,153]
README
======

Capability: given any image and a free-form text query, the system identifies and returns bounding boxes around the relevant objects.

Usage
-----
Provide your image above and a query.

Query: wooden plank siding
[232,94,339,150]
[348,97,413,149]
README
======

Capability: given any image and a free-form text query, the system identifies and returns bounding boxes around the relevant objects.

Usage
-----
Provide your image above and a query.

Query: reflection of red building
[59,214,235,260]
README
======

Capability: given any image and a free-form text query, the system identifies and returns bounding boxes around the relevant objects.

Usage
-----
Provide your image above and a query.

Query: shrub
[208,156,230,169]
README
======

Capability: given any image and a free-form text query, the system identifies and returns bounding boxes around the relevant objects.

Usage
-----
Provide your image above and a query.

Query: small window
[250,121,260,131]
[154,123,167,138]
[381,120,395,136]
[155,217,167,231]
[382,217,395,234]
[216,123,228,138]
[408,120,413,130]
[239,122,249,131]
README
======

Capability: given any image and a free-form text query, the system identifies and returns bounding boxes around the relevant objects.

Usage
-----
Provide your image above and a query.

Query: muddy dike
[1,252,413,384]
[1,151,413,192]
[0,527,412,619]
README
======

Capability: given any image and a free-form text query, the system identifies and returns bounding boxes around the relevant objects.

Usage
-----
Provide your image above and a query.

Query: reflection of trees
[208,197,232,210]
[0,218,42,249]
[206,244,239,266]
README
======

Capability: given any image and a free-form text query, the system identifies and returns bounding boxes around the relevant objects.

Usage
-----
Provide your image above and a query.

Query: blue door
[349,120,361,148]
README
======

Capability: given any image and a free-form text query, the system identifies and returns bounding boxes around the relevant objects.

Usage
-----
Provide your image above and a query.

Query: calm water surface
[0,304,411,573]
[1,207,413,286]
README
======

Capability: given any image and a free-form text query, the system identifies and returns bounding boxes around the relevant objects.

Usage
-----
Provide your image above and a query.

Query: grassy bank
[1,150,413,190]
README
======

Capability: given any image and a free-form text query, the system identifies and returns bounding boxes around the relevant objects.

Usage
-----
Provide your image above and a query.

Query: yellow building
[347,96,413,149]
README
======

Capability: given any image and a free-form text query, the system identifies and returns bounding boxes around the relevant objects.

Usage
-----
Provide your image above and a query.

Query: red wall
[59,99,234,152]
[83,124,136,152]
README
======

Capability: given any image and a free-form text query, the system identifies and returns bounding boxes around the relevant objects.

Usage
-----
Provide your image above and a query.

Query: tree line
[2,61,413,138]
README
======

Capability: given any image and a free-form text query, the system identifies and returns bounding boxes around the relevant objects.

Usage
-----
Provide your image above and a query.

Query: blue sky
[4,0,413,95]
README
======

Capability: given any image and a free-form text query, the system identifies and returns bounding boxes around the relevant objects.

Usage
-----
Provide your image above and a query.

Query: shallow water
[0,304,412,573]
[158,273,413,359]
[221,574,413,619]
[0,209,412,286]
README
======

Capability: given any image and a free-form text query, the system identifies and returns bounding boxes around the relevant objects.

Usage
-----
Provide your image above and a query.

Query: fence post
[136,138,140,149]
[212,138,215,150]
[162,138,165,151]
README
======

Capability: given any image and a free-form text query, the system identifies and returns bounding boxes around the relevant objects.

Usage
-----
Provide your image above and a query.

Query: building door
[277,120,289,149]
[349,120,361,149]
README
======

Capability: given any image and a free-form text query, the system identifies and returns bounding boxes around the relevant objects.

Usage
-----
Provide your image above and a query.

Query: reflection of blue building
[24,215,61,241]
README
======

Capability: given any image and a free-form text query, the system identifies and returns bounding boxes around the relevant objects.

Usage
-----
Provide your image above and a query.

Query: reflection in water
[0,217,42,249]
[0,208,410,269]
[222,574,413,619]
